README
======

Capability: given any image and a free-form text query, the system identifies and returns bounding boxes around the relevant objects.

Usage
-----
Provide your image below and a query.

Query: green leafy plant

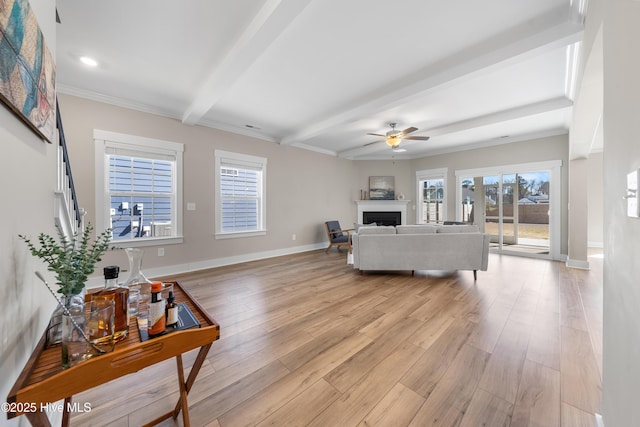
[20,224,114,297]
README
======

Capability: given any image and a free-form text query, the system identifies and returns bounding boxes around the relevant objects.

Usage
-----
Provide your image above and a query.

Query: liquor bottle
[166,290,178,328]
[91,265,129,342]
[148,281,166,336]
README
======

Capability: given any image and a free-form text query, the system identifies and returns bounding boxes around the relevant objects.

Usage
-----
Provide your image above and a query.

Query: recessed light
[80,56,98,67]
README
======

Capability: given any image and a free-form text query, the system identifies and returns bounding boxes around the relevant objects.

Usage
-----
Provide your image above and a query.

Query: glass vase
[45,292,85,348]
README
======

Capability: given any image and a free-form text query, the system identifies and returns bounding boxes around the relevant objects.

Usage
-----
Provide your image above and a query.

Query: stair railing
[54,99,85,240]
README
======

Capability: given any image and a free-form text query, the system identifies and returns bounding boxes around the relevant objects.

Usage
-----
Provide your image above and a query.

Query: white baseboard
[87,242,326,288]
[595,413,604,427]
[566,258,590,269]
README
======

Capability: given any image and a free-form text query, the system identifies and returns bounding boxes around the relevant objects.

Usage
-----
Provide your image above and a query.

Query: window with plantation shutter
[94,130,184,246]
[215,150,267,238]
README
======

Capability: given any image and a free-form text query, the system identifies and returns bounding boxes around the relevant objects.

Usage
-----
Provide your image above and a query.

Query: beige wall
[405,135,570,254]
[352,159,413,220]
[57,94,357,276]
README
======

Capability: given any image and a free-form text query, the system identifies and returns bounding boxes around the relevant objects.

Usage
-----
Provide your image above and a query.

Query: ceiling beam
[182,0,314,125]
[337,96,573,159]
[280,5,583,146]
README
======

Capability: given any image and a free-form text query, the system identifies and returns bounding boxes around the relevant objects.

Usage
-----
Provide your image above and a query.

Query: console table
[6,281,220,427]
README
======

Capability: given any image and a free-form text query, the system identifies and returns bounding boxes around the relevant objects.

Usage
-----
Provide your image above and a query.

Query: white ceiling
[55,0,589,160]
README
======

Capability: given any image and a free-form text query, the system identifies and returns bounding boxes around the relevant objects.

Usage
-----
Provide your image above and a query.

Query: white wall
[587,152,604,247]
[0,0,59,424]
[602,0,640,424]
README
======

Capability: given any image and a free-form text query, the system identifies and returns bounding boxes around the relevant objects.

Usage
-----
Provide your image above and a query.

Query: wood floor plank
[559,276,589,332]
[279,308,385,372]
[511,360,561,427]
[188,359,291,426]
[254,379,341,427]
[308,341,425,427]
[478,319,532,403]
[408,311,457,350]
[68,251,602,427]
[561,326,602,414]
[357,383,425,427]
[326,316,426,392]
[400,318,477,398]
[527,310,561,370]
[561,402,597,427]
[458,388,513,427]
[359,294,430,339]
[465,297,513,353]
[217,332,373,426]
[407,344,491,427]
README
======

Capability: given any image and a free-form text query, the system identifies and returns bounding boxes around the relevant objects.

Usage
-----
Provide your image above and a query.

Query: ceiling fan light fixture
[392,147,407,153]
[386,135,401,148]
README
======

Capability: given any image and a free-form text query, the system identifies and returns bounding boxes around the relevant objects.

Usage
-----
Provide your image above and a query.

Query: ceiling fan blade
[402,136,430,141]
[363,140,383,147]
[367,133,386,137]
[400,127,418,135]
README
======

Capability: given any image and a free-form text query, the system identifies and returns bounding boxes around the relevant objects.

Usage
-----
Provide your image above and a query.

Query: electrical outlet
[158,248,164,257]
[292,234,296,241]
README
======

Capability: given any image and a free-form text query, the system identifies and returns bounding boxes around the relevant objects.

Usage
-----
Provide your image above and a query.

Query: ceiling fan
[367,123,430,149]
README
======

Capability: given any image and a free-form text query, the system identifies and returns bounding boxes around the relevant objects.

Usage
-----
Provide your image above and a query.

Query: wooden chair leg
[473,270,477,281]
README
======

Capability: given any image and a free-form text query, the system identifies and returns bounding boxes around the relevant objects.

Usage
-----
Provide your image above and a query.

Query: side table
[6,281,220,427]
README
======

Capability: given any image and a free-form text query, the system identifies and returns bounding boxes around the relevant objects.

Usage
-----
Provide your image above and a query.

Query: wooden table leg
[25,411,52,427]
[62,397,72,427]
[143,343,213,427]
[175,354,190,427]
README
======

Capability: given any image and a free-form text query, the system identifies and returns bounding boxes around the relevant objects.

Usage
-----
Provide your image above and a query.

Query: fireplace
[356,200,409,226]
[363,211,401,226]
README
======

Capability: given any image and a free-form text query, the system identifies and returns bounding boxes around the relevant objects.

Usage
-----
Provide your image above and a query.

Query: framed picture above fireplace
[369,176,395,200]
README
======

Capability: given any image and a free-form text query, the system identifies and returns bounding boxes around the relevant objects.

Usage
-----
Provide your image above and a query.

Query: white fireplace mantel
[355,200,410,225]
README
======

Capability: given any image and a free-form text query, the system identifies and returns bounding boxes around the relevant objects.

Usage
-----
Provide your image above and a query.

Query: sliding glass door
[456,161,561,260]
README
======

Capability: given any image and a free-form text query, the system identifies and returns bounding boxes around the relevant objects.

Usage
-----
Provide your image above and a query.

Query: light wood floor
[70,250,603,427]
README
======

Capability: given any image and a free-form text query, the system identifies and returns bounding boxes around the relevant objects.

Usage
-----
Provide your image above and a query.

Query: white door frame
[416,168,448,224]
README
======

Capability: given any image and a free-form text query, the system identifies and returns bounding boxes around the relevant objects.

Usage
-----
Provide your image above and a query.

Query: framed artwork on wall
[369,176,395,200]
[0,0,56,143]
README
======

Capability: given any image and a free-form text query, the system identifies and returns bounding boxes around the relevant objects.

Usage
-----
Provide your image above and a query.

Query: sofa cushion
[396,225,438,234]
[354,222,376,232]
[358,225,396,235]
[437,224,479,233]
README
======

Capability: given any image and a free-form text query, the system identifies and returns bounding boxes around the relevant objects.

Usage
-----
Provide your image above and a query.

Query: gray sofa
[352,224,490,280]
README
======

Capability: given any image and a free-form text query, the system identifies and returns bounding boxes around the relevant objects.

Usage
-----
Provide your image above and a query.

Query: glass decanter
[122,248,152,312]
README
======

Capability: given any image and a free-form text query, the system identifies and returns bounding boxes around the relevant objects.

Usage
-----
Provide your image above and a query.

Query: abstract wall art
[0,0,56,143]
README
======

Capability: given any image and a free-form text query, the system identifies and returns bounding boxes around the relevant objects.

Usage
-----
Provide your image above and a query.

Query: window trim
[214,149,267,239]
[415,168,448,224]
[94,129,184,247]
